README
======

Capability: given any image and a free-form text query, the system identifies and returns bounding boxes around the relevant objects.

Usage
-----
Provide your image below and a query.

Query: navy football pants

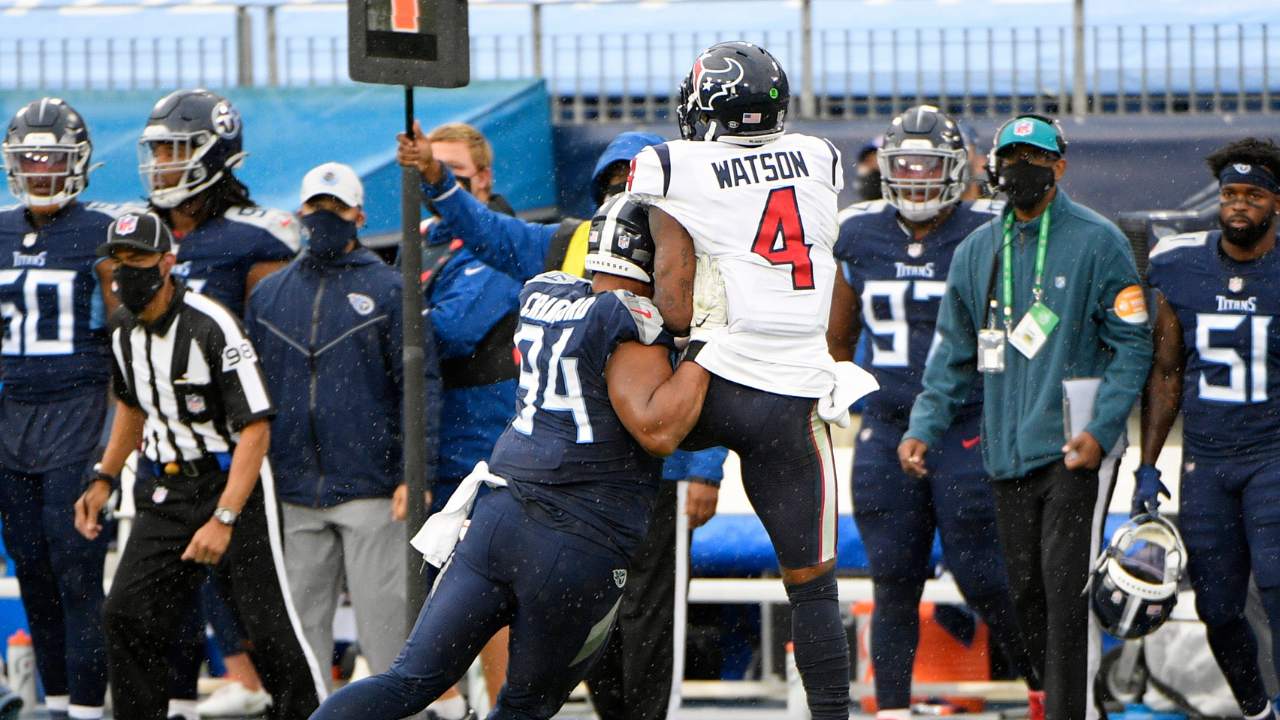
[311,489,626,720]
[1180,455,1280,715]
[0,392,109,711]
[852,414,1039,709]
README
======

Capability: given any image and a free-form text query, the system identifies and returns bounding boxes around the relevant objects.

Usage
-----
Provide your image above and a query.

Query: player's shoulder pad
[1148,230,1210,261]
[838,200,890,223]
[83,201,149,219]
[526,270,587,288]
[610,290,665,345]
[627,143,670,202]
[223,206,302,251]
[967,198,1006,216]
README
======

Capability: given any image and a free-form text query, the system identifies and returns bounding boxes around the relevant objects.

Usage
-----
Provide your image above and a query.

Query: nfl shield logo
[907,243,924,258]
[613,569,627,588]
[116,215,139,235]
[1013,120,1035,136]
[152,486,168,504]
[185,395,206,414]
[1229,277,1244,293]
[617,235,630,249]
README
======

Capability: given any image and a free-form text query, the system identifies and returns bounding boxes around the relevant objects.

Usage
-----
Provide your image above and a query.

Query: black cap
[97,211,173,257]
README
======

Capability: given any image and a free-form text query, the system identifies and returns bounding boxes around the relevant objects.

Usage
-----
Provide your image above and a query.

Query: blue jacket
[245,247,442,506]
[425,196,524,482]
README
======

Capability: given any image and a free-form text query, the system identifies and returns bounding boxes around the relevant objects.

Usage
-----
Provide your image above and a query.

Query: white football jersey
[628,133,843,398]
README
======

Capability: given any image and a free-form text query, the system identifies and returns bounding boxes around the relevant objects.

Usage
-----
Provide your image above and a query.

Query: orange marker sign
[391,0,418,32]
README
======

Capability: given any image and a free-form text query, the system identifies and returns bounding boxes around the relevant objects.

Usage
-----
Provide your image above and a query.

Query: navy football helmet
[138,89,246,209]
[585,194,655,283]
[1091,513,1186,640]
[878,105,971,221]
[676,42,789,144]
[3,97,92,208]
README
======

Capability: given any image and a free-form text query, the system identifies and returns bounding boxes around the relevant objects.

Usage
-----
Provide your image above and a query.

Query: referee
[73,211,324,720]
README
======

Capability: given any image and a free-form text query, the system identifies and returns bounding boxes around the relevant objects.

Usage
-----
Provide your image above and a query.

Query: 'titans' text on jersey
[487,272,675,557]
[172,206,300,317]
[0,201,142,401]
[627,135,842,398]
[836,199,1002,424]
[1148,229,1280,459]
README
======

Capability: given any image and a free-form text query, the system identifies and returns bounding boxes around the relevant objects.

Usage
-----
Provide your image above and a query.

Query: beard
[1220,212,1276,250]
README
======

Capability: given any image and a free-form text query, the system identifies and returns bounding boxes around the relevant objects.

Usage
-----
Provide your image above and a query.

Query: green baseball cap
[995,117,1063,155]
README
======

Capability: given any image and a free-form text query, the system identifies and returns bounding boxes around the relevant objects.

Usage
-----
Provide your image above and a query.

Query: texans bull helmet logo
[690,55,745,112]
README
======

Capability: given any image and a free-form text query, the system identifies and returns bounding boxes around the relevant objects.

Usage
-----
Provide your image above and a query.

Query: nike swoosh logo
[632,308,652,318]
[962,437,981,449]
[464,265,485,276]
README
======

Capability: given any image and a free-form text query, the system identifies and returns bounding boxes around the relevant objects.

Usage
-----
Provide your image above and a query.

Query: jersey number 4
[751,187,814,290]
[512,323,594,443]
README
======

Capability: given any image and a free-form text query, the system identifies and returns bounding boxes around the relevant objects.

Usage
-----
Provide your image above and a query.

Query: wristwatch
[213,507,239,526]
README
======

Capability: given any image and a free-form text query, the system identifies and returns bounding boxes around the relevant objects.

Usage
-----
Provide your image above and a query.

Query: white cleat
[197,683,272,718]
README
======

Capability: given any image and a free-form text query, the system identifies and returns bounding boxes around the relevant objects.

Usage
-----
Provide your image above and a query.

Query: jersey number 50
[751,187,814,290]
[0,269,77,356]
[512,323,594,443]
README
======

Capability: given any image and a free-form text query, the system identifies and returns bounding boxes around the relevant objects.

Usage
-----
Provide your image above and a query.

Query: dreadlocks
[1206,138,1280,181]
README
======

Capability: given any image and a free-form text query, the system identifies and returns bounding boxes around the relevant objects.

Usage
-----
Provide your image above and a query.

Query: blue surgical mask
[301,209,358,262]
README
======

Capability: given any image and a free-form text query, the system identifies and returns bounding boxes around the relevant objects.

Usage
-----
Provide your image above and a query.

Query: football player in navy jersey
[827,105,1042,720]
[0,97,142,720]
[310,195,710,720]
[138,89,300,718]
[139,89,300,317]
[1140,138,1280,720]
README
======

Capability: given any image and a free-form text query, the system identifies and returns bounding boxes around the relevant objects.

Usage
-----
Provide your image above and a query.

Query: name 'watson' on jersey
[0,201,140,401]
[1147,229,1280,459]
[487,272,672,486]
[835,199,1002,423]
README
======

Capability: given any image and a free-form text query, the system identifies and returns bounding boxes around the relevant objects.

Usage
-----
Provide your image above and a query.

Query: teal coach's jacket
[904,190,1154,480]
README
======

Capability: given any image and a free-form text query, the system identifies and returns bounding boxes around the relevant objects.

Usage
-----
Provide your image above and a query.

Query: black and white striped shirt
[110,282,275,463]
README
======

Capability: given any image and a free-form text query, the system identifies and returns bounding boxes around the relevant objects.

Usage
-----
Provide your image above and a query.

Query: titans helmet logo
[211,101,242,140]
[692,55,745,111]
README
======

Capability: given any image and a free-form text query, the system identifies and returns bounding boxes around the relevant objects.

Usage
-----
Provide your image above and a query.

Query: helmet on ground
[676,41,789,144]
[878,105,970,221]
[1090,513,1186,640]
[585,194,654,283]
[138,88,246,209]
[3,97,92,209]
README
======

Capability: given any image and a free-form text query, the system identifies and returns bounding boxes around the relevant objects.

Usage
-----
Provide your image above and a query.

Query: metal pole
[800,0,814,119]
[1072,0,1086,119]
[531,3,543,77]
[401,85,428,627]
[266,5,278,86]
[236,5,253,86]
[668,480,691,720]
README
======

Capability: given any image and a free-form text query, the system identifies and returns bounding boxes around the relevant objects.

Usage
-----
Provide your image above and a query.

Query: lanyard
[1000,206,1051,332]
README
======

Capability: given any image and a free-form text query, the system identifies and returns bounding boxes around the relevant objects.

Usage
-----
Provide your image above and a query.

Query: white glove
[817,361,880,428]
[410,461,507,568]
[690,254,728,343]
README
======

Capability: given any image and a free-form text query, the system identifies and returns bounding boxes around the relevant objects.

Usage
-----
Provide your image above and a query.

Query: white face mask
[898,206,940,223]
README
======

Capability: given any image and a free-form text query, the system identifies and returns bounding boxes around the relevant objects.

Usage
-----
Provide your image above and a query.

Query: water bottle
[786,641,810,720]
[7,630,35,709]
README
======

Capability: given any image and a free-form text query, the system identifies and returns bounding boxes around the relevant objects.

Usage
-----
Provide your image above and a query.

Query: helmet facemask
[879,142,969,222]
[3,133,91,209]
[138,125,242,209]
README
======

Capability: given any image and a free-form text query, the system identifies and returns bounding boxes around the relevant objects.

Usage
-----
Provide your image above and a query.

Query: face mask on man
[302,210,359,263]
[998,161,1057,211]
[114,262,166,314]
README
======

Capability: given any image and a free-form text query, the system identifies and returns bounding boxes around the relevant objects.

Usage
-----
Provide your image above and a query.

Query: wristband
[682,339,707,364]
[83,470,117,495]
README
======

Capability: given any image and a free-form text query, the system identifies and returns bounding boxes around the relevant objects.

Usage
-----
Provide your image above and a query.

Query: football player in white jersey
[627,41,868,720]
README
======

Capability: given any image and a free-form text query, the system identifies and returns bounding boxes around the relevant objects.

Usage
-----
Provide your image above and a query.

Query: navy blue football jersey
[173,206,300,317]
[0,200,143,402]
[488,271,675,556]
[835,199,1002,425]
[1148,230,1280,460]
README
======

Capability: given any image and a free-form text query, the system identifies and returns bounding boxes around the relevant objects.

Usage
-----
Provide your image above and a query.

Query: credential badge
[613,569,627,588]
[1229,277,1245,293]
[907,243,924,258]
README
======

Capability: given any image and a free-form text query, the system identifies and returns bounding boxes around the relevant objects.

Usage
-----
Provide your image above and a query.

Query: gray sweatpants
[283,498,408,689]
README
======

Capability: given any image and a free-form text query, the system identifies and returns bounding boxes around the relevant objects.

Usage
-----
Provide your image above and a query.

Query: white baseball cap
[300,162,364,208]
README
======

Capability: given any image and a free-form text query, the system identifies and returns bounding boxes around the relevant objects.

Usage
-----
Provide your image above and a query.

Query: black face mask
[603,179,628,201]
[998,161,1057,211]
[857,170,883,201]
[456,174,473,194]
[1220,211,1276,251]
[114,262,165,314]
[302,210,359,263]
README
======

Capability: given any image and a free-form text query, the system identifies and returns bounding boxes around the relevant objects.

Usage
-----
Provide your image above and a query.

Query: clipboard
[1062,377,1127,458]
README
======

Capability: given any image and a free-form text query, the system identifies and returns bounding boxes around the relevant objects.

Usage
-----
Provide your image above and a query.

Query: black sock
[869,579,923,709]
[785,568,850,720]
[966,592,1043,691]
[1205,616,1269,716]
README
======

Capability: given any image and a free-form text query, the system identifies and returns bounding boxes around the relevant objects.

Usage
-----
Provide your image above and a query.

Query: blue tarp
[0,80,556,236]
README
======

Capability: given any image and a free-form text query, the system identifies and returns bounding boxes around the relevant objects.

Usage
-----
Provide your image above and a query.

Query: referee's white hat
[301,162,364,208]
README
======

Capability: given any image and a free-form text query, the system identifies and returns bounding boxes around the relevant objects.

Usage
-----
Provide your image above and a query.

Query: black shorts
[682,375,837,569]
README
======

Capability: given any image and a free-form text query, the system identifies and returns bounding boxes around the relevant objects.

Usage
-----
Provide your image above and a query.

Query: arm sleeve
[1084,234,1154,451]
[687,446,730,483]
[205,317,276,432]
[904,239,981,449]
[421,170,559,282]
[427,261,520,360]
